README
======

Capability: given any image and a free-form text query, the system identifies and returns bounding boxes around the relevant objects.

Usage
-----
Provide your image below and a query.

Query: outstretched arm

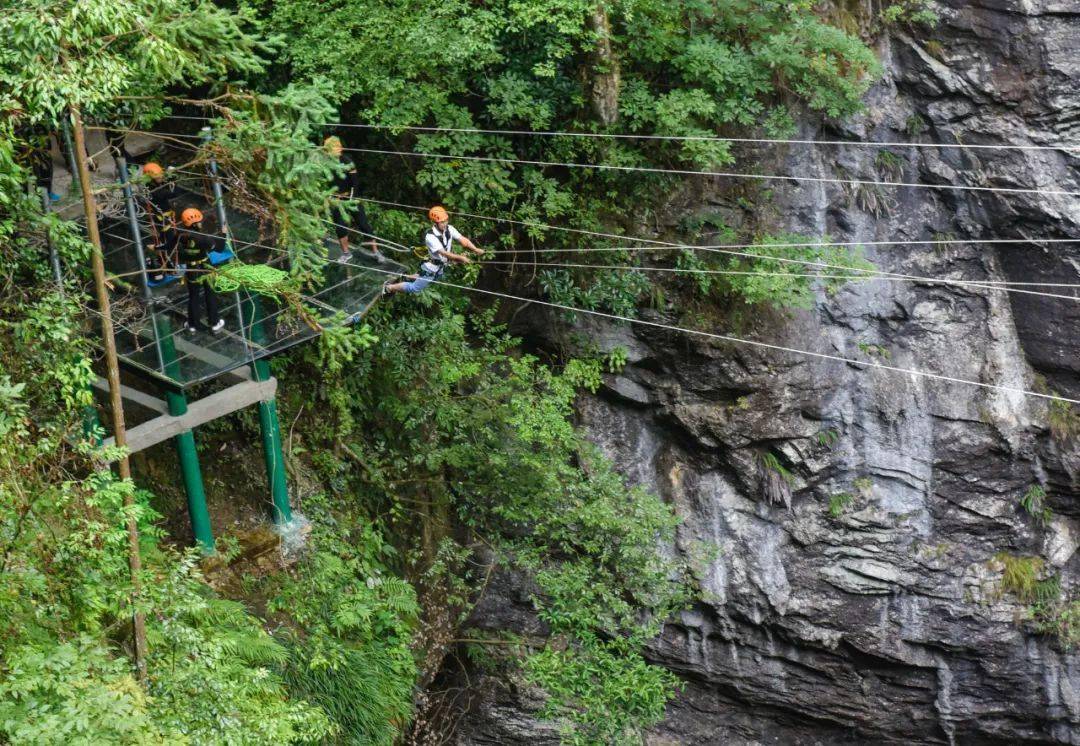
[439,250,472,264]
[459,236,483,255]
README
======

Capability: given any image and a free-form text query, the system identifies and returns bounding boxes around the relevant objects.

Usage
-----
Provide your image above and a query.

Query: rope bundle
[208,262,295,300]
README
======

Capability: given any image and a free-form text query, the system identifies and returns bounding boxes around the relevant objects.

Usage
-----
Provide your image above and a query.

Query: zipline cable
[343,146,1080,198]
[315,206,1080,301]
[155,227,1080,406]
[358,197,1080,297]
[415,273,1080,404]
[358,196,1080,251]
[478,260,1080,300]
[160,114,1079,154]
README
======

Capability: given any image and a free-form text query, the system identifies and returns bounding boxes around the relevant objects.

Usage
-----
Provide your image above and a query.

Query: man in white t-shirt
[383,205,484,295]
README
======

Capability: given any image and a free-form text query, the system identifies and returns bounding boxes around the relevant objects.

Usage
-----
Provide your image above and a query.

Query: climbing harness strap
[426,225,456,268]
[420,260,444,278]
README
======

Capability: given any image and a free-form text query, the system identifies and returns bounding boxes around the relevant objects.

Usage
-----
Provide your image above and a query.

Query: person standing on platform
[324,136,383,263]
[176,208,225,333]
[141,162,179,277]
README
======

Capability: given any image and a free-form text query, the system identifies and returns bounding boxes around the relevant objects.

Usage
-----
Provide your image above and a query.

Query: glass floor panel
[97,196,403,389]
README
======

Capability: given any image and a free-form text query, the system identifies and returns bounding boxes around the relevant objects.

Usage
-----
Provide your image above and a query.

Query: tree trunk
[71,107,149,683]
[588,3,621,126]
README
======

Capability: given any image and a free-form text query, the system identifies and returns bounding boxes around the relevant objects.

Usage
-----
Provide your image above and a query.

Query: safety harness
[421,225,453,277]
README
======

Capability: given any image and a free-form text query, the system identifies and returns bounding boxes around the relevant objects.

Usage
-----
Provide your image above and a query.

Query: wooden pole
[70,107,148,683]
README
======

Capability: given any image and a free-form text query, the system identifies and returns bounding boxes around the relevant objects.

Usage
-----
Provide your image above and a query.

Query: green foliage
[0,0,270,125]
[145,551,333,744]
[269,518,419,744]
[1020,485,1052,527]
[1031,598,1080,650]
[1047,397,1080,442]
[857,342,891,360]
[995,554,1045,602]
[0,639,164,744]
[257,0,880,314]
[814,427,841,448]
[675,234,872,312]
[905,113,928,136]
[0,16,335,745]
[875,149,905,181]
[540,266,653,317]
[880,0,939,28]
[828,492,855,518]
[759,451,795,509]
[279,301,692,742]
[203,83,344,279]
[526,639,679,745]
[759,451,793,483]
[1009,573,1080,651]
[604,346,629,374]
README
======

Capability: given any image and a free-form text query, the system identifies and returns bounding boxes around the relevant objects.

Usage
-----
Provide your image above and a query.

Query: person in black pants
[141,162,179,276]
[176,207,224,333]
[324,136,383,263]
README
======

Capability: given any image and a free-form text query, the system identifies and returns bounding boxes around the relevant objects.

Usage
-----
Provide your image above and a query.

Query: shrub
[1019,485,1052,526]
[828,492,855,518]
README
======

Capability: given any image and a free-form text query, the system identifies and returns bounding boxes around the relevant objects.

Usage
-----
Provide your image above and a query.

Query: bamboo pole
[70,107,148,683]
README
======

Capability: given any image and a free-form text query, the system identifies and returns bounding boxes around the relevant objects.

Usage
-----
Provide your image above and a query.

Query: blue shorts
[402,272,436,294]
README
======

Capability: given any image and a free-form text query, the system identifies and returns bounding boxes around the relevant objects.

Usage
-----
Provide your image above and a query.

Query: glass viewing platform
[95,184,401,389]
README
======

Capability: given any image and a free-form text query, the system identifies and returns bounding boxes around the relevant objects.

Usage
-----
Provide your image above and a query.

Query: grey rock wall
[459,0,1080,742]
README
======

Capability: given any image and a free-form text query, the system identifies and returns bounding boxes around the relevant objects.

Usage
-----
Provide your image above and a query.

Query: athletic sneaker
[210,318,225,333]
[371,249,386,264]
[184,324,198,334]
[339,251,352,263]
[381,281,391,296]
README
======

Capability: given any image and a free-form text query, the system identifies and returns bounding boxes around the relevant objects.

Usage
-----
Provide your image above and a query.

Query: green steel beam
[158,315,214,552]
[241,293,292,526]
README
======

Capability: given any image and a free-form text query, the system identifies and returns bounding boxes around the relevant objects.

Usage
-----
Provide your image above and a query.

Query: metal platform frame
[59,127,400,552]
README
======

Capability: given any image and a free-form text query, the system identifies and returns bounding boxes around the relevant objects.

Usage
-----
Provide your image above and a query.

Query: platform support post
[240,293,292,526]
[60,118,81,197]
[157,316,215,552]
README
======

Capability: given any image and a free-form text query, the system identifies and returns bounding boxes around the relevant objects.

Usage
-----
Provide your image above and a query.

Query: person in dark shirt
[324,136,383,263]
[141,162,179,274]
[176,208,225,333]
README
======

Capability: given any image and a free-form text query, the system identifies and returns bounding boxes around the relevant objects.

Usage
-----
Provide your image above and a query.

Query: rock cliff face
[460,1,1080,743]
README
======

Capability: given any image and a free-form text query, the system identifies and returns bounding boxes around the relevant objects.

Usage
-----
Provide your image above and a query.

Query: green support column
[82,393,102,444]
[158,315,215,552]
[241,293,292,526]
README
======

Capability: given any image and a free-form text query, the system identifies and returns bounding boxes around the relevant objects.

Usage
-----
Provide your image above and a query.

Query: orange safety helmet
[142,162,164,178]
[428,205,449,223]
[180,207,203,227]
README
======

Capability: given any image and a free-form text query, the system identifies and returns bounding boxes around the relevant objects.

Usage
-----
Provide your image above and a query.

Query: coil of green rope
[208,262,295,301]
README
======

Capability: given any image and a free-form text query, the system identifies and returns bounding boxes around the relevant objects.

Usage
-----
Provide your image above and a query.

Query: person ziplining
[324,136,384,264]
[383,205,483,295]
[176,207,226,333]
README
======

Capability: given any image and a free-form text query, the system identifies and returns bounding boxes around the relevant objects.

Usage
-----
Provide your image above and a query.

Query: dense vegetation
[0,0,897,742]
